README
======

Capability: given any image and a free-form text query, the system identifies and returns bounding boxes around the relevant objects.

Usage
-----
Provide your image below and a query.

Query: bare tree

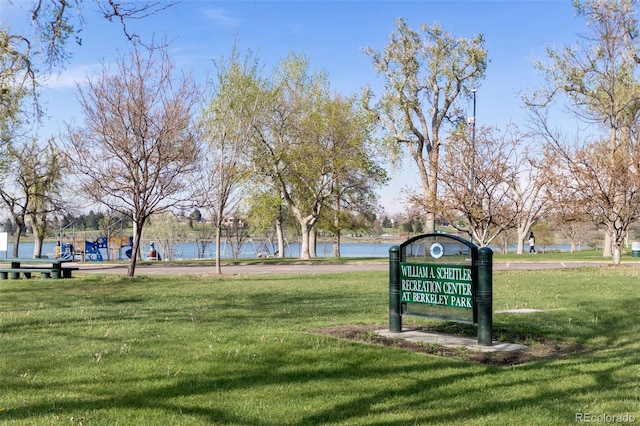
[437,125,521,247]
[545,150,597,253]
[363,18,487,234]
[527,0,640,264]
[63,43,201,277]
[548,134,640,263]
[511,138,549,254]
[1,1,177,261]
[221,214,250,259]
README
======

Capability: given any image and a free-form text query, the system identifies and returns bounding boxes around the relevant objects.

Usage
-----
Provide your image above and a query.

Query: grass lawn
[0,267,639,425]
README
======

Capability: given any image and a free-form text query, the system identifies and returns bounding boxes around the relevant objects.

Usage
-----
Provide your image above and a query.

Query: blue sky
[4,1,585,215]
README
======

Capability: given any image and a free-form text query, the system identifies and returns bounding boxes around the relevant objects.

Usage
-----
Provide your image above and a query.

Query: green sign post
[389,233,493,346]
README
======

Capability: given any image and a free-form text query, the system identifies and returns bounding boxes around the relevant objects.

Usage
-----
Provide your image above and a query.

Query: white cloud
[204,7,241,27]
[41,63,103,90]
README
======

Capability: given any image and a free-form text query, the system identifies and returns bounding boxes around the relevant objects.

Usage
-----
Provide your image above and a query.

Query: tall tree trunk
[612,243,622,265]
[424,212,436,235]
[423,160,438,234]
[275,216,284,258]
[427,144,441,234]
[516,232,525,254]
[309,227,317,258]
[332,205,341,257]
[516,223,534,255]
[332,231,341,258]
[33,237,44,258]
[214,206,224,274]
[128,221,143,277]
[299,221,311,260]
[215,225,222,275]
[611,221,626,266]
[287,198,321,259]
[603,231,612,258]
[413,138,437,234]
[12,225,22,257]
[32,215,47,258]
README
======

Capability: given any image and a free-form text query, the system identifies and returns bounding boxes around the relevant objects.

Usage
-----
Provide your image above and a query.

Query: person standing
[528,232,536,253]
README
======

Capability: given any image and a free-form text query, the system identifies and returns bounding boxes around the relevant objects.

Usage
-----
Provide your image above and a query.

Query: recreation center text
[400,263,473,309]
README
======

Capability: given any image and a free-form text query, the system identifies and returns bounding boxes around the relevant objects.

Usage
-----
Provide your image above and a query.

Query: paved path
[71,260,626,276]
[74,262,389,275]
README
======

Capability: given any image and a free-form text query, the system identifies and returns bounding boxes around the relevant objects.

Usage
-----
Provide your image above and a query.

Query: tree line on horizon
[2,0,640,276]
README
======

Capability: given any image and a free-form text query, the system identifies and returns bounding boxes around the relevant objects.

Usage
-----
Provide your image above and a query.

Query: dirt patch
[312,324,589,367]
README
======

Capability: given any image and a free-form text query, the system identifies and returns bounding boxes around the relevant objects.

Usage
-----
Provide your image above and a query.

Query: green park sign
[388,233,493,346]
[400,263,473,309]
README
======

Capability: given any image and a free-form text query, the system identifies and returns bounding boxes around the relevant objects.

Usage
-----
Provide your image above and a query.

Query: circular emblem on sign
[430,242,444,259]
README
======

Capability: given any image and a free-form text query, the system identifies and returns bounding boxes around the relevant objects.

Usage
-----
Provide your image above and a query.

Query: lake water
[3,240,398,260]
[2,240,585,260]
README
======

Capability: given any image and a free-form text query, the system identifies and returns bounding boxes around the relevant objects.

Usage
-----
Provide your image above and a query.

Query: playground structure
[54,235,134,261]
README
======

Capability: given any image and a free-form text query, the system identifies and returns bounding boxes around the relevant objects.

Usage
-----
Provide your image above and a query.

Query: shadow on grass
[1,274,639,424]
[0,346,493,424]
[2,339,638,425]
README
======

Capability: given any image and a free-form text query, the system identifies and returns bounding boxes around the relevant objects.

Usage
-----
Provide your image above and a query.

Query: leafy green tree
[199,45,263,272]
[251,53,381,259]
[364,18,487,234]
[201,48,387,260]
[402,217,423,234]
[85,211,98,230]
[245,53,323,259]
[381,216,391,228]
[0,138,66,257]
[25,139,67,257]
[1,28,37,142]
[318,95,388,257]
[245,187,289,258]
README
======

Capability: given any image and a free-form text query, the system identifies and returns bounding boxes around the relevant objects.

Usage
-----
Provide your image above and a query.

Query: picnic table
[0,258,79,280]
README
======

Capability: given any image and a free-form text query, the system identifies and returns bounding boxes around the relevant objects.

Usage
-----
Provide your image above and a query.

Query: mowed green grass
[0,267,639,425]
